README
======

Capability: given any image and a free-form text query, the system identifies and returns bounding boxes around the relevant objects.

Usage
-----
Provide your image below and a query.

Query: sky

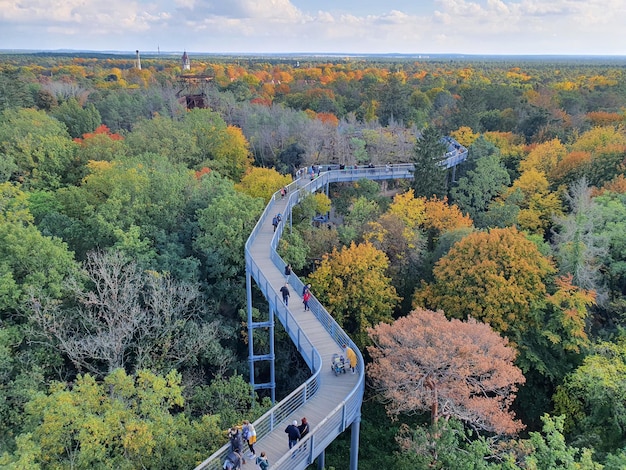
[0,0,625,56]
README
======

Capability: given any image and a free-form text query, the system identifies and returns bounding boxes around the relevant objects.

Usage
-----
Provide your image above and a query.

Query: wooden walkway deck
[242,196,359,468]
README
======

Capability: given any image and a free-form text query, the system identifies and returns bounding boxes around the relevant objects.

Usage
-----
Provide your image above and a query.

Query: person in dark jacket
[280,283,290,306]
[229,426,243,454]
[285,420,301,448]
[298,417,309,439]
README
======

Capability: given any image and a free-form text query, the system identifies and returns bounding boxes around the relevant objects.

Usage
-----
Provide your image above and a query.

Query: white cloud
[0,0,169,34]
[0,0,624,54]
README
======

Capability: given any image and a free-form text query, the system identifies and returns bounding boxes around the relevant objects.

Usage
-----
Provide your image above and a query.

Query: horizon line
[1,48,626,59]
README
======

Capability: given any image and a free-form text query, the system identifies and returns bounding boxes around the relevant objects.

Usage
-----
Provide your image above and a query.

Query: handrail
[195,141,467,469]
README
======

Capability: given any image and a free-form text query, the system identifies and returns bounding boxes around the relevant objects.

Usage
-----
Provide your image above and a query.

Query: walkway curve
[195,143,466,470]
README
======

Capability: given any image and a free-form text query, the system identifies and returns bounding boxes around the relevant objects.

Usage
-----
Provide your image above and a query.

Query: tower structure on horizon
[182,51,191,71]
[135,50,141,70]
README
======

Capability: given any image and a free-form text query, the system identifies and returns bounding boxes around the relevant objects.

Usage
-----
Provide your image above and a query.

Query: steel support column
[269,303,276,404]
[350,414,361,470]
[246,269,254,396]
[317,450,325,470]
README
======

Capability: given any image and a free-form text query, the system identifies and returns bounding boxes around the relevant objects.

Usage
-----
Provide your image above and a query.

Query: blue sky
[0,0,624,55]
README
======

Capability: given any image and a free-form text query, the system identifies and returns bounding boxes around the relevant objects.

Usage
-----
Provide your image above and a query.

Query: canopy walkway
[194,141,467,470]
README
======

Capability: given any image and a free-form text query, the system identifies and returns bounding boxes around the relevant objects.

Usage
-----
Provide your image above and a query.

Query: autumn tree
[422,196,473,249]
[1,369,224,469]
[363,189,425,301]
[308,241,400,348]
[520,138,567,176]
[415,227,565,375]
[504,168,563,234]
[234,167,292,203]
[449,126,479,149]
[367,308,525,435]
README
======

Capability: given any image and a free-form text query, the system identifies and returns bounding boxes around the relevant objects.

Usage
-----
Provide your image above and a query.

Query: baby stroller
[331,353,346,376]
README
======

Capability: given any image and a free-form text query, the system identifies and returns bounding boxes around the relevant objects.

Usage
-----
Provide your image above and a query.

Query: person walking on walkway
[297,416,310,452]
[285,420,301,449]
[298,417,309,440]
[280,283,290,306]
[284,263,292,281]
[303,290,311,311]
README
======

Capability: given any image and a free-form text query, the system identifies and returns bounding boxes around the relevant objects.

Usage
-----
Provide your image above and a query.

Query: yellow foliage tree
[207,125,253,182]
[520,138,567,175]
[5,369,223,469]
[506,168,563,234]
[422,196,473,243]
[308,241,400,348]
[450,126,479,148]
[235,167,291,203]
[569,125,626,153]
[388,189,426,231]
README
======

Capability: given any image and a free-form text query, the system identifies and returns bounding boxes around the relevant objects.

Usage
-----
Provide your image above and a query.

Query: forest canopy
[1,52,626,469]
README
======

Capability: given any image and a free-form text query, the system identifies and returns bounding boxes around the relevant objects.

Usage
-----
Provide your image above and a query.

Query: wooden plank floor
[241,196,359,468]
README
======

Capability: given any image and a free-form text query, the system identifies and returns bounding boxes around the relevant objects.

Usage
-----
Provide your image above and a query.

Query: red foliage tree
[73,124,123,144]
[367,308,526,435]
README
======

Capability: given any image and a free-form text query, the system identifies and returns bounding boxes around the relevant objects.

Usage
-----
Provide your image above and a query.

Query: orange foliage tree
[316,112,339,127]
[367,308,525,435]
[551,150,592,186]
[586,111,624,127]
[593,174,626,196]
[72,125,126,173]
[422,196,473,247]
